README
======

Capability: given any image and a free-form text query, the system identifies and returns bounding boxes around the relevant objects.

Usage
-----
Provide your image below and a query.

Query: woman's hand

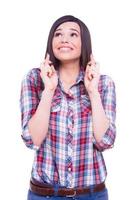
[40,53,58,91]
[84,54,100,95]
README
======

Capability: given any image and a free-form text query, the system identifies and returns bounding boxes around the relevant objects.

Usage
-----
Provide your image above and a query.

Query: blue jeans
[27,188,108,200]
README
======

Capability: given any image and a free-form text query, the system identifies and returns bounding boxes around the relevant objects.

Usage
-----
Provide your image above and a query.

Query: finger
[87,67,99,78]
[87,61,95,71]
[87,53,96,66]
[90,71,100,79]
[89,69,100,78]
[45,53,50,60]
[50,65,56,73]
[44,53,50,65]
[95,62,100,71]
[90,53,93,60]
[40,62,45,72]
[40,63,51,75]
[86,63,91,73]
[86,70,93,80]
[89,67,99,74]
[87,61,92,66]
[90,53,96,64]
[47,71,52,78]
[40,60,52,72]
[47,65,55,77]
[86,63,96,75]
[88,74,93,81]
[48,64,57,77]
[47,69,52,77]
[88,62,100,73]
[89,64,100,76]
[48,60,53,65]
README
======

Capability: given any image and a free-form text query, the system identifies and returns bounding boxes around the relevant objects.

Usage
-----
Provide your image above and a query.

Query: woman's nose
[61,35,69,43]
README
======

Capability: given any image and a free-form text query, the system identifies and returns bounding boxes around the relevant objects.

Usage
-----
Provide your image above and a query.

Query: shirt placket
[66,94,74,188]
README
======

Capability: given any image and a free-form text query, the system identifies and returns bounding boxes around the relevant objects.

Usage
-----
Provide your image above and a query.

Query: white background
[0,0,134,199]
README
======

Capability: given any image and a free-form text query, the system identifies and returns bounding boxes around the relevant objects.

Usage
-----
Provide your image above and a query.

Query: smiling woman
[52,22,81,63]
[20,15,116,200]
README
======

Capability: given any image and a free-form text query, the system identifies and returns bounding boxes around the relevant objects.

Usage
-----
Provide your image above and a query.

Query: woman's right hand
[40,53,58,91]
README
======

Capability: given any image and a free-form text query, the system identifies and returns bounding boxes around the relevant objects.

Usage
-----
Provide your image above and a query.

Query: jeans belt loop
[90,187,94,194]
[54,183,59,197]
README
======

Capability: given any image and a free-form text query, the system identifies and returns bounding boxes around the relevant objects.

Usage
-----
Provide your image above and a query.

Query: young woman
[20,15,116,200]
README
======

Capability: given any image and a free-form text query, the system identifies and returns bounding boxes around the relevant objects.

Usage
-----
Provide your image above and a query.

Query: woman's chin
[56,56,80,64]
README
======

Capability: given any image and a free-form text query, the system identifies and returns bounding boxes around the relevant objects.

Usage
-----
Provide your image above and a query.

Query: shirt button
[68,167,72,172]
[68,92,73,97]
[69,130,72,133]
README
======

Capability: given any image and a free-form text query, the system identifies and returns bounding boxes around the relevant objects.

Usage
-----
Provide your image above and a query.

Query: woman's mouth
[58,46,73,52]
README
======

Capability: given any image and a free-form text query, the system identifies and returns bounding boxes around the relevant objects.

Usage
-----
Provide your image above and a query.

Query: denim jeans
[27,187,108,200]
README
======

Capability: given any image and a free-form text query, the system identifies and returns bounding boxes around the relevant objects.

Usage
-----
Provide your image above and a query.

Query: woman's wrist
[42,88,55,98]
[87,89,100,100]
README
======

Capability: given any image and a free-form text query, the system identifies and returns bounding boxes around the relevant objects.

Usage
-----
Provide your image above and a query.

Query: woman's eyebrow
[55,28,80,34]
[70,28,80,34]
[55,28,62,32]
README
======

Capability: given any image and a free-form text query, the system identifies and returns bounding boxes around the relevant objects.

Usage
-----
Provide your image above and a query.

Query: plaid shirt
[20,67,116,188]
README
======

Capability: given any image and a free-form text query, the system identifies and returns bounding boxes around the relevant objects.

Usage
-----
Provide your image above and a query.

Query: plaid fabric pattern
[20,67,116,188]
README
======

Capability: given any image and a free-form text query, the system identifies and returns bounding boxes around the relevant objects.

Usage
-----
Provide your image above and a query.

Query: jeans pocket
[95,188,108,200]
[27,190,51,200]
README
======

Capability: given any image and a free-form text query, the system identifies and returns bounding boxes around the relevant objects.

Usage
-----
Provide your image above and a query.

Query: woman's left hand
[84,54,100,94]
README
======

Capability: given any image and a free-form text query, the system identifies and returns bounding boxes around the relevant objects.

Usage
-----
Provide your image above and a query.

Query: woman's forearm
[88,90,110,142]
[28,88,55,147]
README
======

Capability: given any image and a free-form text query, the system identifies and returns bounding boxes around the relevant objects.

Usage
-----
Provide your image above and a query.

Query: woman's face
[52,22,81,63]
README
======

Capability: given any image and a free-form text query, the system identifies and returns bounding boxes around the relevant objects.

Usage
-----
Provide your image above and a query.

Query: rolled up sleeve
[20,69,40,150]
[93,75,116,152]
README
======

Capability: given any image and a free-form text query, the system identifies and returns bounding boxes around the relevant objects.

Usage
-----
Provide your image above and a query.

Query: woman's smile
[58,45,74,52]
[52,21,81,62]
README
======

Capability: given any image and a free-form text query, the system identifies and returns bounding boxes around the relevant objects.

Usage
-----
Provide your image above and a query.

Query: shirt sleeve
[93,75,116,152]
[20,68,40,150]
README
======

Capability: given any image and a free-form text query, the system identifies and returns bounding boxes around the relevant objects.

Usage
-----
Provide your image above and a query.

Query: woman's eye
[54,32,62,37]
[70,33,78,37]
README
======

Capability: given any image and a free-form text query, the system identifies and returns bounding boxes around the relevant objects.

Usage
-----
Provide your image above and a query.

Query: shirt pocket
[80,94,92,113]
[51,96,61,112]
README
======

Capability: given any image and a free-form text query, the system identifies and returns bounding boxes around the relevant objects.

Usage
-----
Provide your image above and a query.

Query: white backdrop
[0,0,134,199]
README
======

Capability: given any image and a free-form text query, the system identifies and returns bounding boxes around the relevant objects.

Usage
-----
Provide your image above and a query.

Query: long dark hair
[45,15,92,70]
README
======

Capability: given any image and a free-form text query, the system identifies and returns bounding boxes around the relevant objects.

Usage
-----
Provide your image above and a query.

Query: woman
[20,15,116,200]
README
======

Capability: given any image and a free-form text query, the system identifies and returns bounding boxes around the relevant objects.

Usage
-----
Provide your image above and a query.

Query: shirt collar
[76,67,85,84]
[57,66,85,86]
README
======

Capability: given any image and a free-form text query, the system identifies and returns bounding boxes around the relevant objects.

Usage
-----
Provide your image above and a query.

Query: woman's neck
[59,60,80,84]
